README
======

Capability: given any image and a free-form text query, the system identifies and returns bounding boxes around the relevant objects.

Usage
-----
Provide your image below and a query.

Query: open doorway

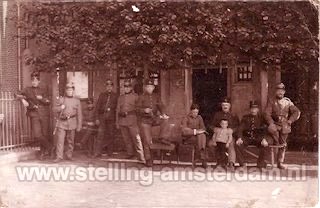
[192,67,228,128]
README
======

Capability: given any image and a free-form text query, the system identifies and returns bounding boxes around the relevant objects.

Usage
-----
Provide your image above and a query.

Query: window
[237,63,252,82]
[66,71,89,99]
[149,71,160,94]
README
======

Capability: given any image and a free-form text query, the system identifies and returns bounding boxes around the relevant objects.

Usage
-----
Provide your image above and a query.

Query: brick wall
[0,1,20,92]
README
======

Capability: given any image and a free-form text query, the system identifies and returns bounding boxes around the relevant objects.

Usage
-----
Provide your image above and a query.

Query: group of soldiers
[19,71,301,170]
[19,72,171,167]
[182,83,301,170]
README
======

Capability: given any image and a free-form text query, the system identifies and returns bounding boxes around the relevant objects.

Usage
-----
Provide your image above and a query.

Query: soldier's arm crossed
[37,89,50,105]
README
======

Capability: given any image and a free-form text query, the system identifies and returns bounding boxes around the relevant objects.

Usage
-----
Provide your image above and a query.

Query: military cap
[87,98,94,105]
[65,82,75,89]
[105,79,113,86]
[190,103,200,110]
[123,80,132,87]
[276,83,285,90]
[30,71,40,80]
[249,100,259,108]
[221,97,231,104]
[144,79,155,86]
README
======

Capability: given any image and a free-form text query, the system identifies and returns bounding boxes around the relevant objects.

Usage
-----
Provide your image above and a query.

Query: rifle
[14,93,39,110]
[53,96,65,136]
[53,111,63,135]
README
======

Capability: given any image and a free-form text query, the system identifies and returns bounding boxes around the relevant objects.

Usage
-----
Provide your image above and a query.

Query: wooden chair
[150,142,177,164]
[244,144,286,167]
[269,144,286,167]
[176,142,196,168]
[149,124,178,165]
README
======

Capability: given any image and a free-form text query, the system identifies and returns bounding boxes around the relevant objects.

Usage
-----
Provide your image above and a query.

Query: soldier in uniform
[116,80,144,161]
[264,83,301,169]
[235,101,272,169]
[53,83,82,163]
[211,97,240,171]
[76,99,97,157]
[181,103,208,168]
[18,71,51,160]
[137,79,170,167]
[93,79,118,158]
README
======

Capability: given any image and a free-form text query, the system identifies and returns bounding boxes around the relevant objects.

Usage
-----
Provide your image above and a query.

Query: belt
[118,111,136,117]
[273,115,288,122]
[59,115,76,120]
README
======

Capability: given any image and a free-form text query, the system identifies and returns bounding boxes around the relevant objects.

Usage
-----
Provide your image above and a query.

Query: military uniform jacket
[95,91,118,121]
[54,96,82,130]
[136,93,166,124]
[116,92,139,127]
[83,108,95,123]
[83,107,97,131]
[212,111,240,134]
[181,114,206,136]
[264,97,301,126]
[20,86,50,117]
[238,114,267,139]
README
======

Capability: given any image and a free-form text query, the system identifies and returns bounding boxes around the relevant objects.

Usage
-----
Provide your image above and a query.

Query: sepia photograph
[0,0,319,207]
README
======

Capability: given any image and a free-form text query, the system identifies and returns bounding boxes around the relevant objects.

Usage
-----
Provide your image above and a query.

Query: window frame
[236,62,253,82]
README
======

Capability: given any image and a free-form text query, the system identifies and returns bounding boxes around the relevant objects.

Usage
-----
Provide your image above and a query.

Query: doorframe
[186,65,230,113]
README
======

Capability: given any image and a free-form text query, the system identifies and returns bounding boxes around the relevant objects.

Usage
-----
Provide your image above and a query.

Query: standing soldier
[93,79,118,158]
[17,71,51,160]
[53,83,82,163]
[116,80,144,161]
[211,97,240,171]
[235,101,272,169]
[264,83,301,169]
[76,99,97,157]
[137,79,170,167]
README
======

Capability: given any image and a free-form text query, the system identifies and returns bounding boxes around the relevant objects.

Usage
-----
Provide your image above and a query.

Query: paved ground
[0,151,318,208]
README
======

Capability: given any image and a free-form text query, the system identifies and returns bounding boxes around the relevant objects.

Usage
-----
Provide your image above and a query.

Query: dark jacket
[181,114,206,136]
[82,107,97,131]
[19,86,50,117]
[136,93,166,124]
[238,114,267,139]
[95,91,118,121]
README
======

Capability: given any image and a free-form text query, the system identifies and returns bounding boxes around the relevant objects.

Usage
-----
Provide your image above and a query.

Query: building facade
[0,1,317,150]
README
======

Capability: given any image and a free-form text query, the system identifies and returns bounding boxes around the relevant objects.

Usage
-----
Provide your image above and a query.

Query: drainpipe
[17,1,21,90]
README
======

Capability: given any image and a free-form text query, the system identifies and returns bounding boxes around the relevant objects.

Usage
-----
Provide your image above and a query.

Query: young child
[211,119,233,167]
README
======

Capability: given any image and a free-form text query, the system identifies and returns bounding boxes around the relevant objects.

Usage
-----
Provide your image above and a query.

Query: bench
[245,144,286,167]
[150,142,177,164]
[176,143,196,168]
[149,124,180,165]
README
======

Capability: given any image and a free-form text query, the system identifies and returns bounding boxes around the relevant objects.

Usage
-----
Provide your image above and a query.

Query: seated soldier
[181,104,208,168]
[235,101,273,169]
[76,99,97,157]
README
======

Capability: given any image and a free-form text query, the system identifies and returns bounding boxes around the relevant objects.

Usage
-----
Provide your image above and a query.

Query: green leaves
[18,1,318,72]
